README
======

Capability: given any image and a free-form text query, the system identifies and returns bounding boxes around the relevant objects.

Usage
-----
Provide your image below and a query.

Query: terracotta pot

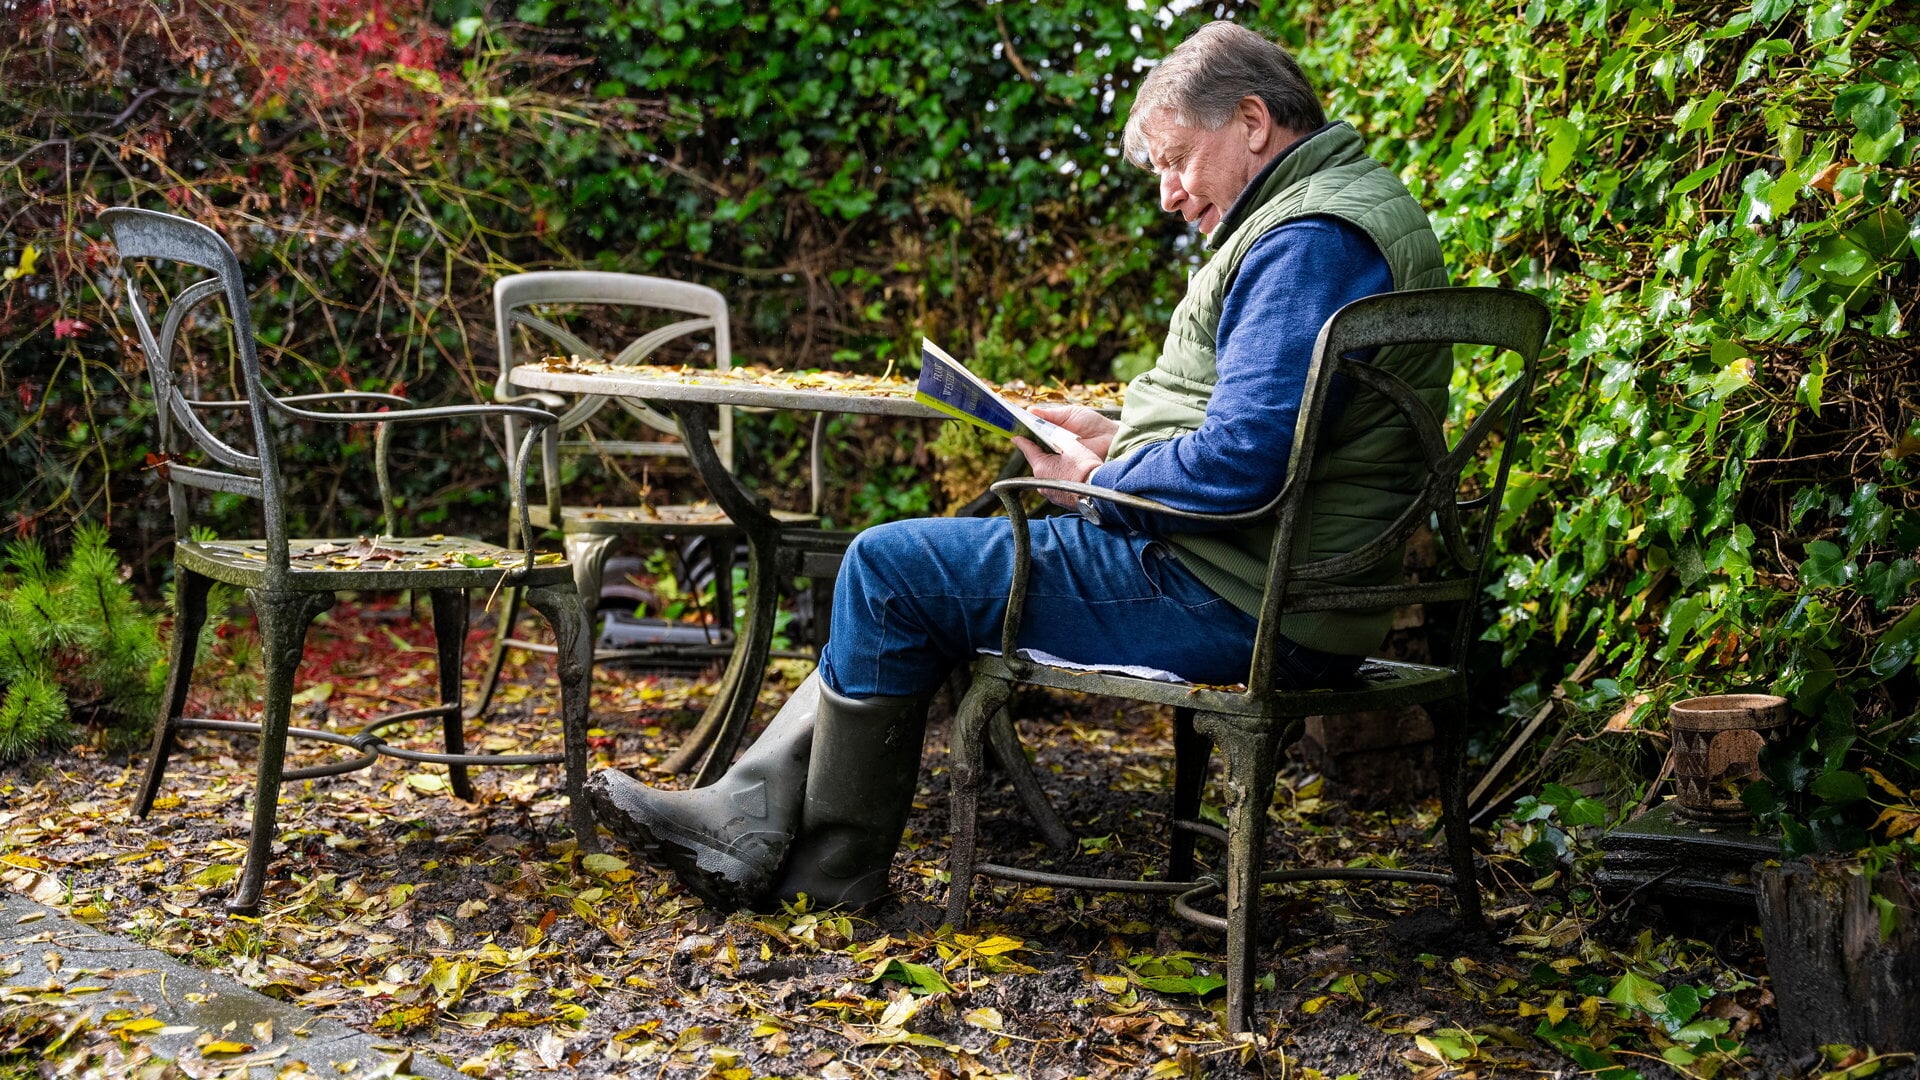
[1667,693,1789,822]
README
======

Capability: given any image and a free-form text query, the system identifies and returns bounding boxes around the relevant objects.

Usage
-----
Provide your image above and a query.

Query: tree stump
[1755,859,1920,1053]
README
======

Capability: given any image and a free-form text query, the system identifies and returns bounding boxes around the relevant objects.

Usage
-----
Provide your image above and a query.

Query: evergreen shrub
[0,522,165,760]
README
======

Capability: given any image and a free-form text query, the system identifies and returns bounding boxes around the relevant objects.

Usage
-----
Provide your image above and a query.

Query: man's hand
[1014,405,1117,510]
[1030,404,1119,459]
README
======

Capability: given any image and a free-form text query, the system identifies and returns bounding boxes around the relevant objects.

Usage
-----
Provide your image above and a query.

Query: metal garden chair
[943,287,1550,1032]
[471,272,821,745]
[105,208,594,915]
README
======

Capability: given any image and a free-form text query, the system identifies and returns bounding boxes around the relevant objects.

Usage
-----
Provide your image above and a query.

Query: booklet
[913,339,1080,455]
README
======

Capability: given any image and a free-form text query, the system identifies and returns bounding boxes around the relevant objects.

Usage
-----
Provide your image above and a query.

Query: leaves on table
[536,358,1127,411]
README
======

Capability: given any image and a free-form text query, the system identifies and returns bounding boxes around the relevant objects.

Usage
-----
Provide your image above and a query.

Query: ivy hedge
[1301,0,1918,844]
[2,0,1916,828]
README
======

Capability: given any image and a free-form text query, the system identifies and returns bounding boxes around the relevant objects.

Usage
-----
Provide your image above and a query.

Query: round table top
[508,359,1124,419]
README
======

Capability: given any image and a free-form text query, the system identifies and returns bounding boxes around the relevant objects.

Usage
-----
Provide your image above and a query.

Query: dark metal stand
[1596,801,1779,906]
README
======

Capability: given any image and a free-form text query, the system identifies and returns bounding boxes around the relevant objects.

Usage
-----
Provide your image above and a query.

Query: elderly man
[585,21,1446,912]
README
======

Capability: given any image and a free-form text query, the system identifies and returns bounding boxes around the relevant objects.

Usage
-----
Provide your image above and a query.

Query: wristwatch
[1075,494,1103,526]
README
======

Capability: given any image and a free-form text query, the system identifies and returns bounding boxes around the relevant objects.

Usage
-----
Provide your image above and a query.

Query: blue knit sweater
[1090,215,1392,535]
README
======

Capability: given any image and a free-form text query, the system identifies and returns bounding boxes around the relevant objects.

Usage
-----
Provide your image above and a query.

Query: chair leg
[945,673,1011,928]
[469,584,523,721]
[709,537,735,637]
[135,566,213,818]
[1203,713,1281,1035]
[229,589,335,915]
[565,531,616,614]
[809,571,834,654]
[1170,706,1211,882]
[1430,696,1484,931]
[524,581,597,854]
[430,589,474,801]
[986,704,1075,853]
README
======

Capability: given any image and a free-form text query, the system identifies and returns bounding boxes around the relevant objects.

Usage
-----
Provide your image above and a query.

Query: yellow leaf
[3,244,38,282]
[877,991,922,1031]
[1872,807,1920,839]
[1864,767,1910,799]
[1093,974,1130,994]
[1301,995,1333,1015]
[201,1040,253,1055]
[963,1007,1003,1031]
[0,854,45,870]
[581,853,629,877]
[405,773,446,793]
[118,1018,167,1034]
[969,934,1028,956]
[290,682,333,707]
[189,864,240,888]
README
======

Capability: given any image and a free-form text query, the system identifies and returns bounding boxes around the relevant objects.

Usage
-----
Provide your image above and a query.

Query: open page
[913,339,1080,455]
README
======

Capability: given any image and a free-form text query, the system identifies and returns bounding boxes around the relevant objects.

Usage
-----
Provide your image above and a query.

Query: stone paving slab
[0,889,460,1078]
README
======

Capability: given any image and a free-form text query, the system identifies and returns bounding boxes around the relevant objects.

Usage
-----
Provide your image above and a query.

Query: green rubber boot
[771,682,928,910]
[585,673,820,911]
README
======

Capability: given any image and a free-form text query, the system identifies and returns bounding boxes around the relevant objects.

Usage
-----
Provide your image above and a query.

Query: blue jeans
[816,515,1354,700]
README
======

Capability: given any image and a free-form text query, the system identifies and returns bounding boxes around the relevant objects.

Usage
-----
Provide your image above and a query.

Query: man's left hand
[1013,435,1106,510]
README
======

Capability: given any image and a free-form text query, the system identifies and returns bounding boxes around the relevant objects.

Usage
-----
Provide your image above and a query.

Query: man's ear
[1239,95,1277,152]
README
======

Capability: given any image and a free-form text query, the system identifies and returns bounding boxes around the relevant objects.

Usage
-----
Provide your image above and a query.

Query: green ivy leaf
[1133,972,1226,997]
[1798,541,1854,587]
[1660,983,1703,1025]
[867,959,952,996]
[1810,770,1868,804]
[1873,893,1899,942]
[1869,607,1920,678]
[1607,970,1666,1014]
[1540,118,1583,189]
[1669,158,1728,197]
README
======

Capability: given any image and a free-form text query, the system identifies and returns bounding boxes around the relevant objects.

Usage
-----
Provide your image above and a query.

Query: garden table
[508,357,1119,787]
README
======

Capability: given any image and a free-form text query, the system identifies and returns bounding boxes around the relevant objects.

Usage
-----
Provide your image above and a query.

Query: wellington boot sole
[584,770,786,912]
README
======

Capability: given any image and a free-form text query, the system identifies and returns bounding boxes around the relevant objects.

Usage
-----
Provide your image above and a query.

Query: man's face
[1142,104,1281,236]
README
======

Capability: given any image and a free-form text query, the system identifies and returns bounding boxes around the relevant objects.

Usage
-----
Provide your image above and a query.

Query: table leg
[651,401,783,782]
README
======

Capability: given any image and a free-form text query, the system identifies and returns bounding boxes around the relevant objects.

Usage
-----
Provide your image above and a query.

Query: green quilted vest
[1106,122,1448,655]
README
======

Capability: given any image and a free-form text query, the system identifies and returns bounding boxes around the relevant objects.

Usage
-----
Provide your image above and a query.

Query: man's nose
[1159,171,1183,213]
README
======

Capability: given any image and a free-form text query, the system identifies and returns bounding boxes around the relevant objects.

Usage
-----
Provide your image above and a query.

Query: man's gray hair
[1123,22,1326,168]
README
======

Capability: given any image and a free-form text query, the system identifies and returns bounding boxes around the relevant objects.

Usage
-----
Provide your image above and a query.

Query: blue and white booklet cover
[913,339,1080,455]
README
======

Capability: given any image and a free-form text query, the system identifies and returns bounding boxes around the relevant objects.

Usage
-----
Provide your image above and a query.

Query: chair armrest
[987,475,1289,663]
[281,391,414,409]
[271,397,560,429]
[989,476,1287,528]
[498,390,568,410]
[317,399,561,563]
[186,392,414,411]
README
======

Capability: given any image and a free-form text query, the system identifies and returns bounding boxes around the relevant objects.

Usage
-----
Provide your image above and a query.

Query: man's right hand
[1029,404,1119,460]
